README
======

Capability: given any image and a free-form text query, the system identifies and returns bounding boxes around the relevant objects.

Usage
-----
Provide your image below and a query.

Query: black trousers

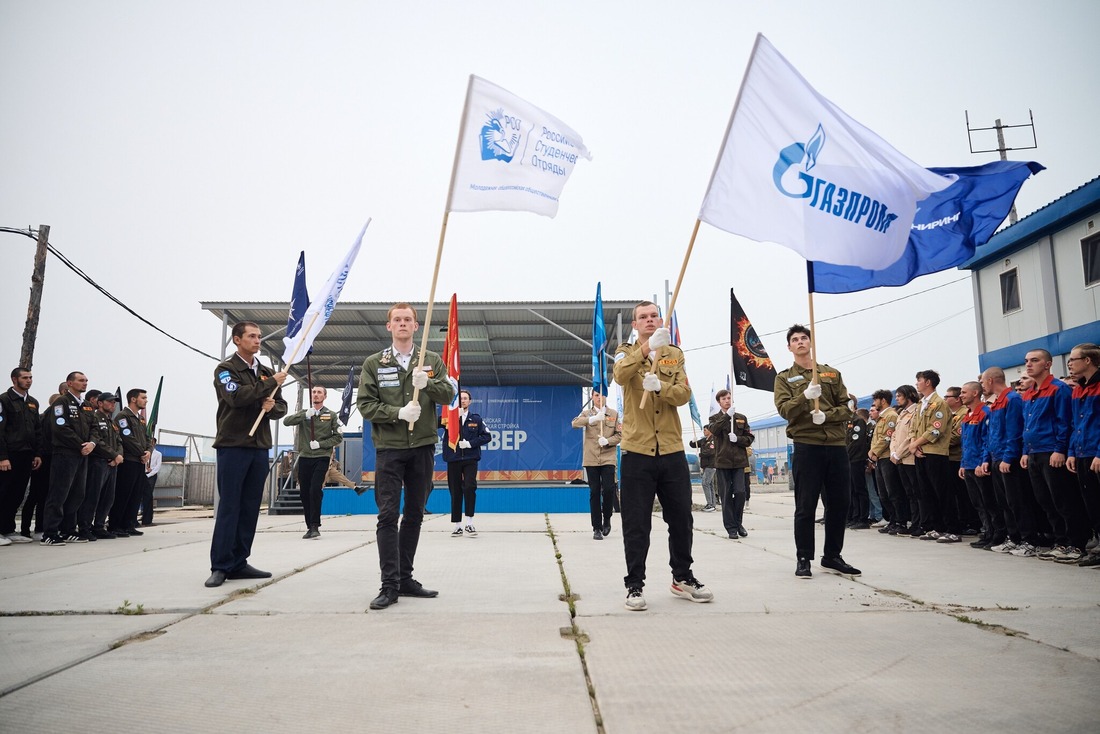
[44,451,85,536]
[914,455,947,532]
[620,451,694,589]
[895,462,920,526]
[447,459,479,522]
[848,461,869,522]
[94,466,116,530]
[949,460,979,531]
[374,446,433,591]
[991,460,1037,544]
[584,464,616,530]
[963,469,1003,542]
[874,458,901,524]
[141,473,158,526]
[21,455,49,535]
[297,456,328,529]
[79,457,110,532]
[210,447,268,573]
[715,467,746,535]
[111,461,146,532]
[0,450,35,535]
[792,443,849,561]
[1028,453,1090,549]
[1074,457,1100,535]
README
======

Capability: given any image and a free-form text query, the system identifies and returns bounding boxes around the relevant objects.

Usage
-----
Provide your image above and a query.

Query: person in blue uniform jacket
[441,390,492,537]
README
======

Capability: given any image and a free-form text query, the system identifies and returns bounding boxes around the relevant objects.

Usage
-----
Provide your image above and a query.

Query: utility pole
[965,111,1038,225]
[20,225,50,369]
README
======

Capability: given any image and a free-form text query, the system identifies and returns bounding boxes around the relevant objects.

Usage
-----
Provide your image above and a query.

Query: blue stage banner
[360,385,584,482]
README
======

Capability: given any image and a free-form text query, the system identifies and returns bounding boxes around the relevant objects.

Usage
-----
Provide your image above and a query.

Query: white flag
[448,75,591,218]
[699,35,954,270]
[281,219,369,366]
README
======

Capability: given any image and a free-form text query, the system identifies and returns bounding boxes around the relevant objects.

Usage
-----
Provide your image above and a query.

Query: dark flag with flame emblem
[730,290,777,392]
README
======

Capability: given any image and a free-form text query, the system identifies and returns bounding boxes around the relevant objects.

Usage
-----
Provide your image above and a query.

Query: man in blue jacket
[981,367,1039,556]
[441,390,492,537]
[1021,349,1089,562]
[958,381,1000,549]
[1067,343,1100,567]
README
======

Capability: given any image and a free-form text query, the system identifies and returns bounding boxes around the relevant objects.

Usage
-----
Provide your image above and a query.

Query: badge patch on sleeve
[225,382,238,392]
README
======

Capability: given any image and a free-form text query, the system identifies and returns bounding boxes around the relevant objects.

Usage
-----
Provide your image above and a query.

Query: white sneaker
[624,587,647,611]
[464,525,478,537]
[1053,546,1084,563]
[0,535,11,546]
[1009,542,1037,557]
[871,519,889,528]
[1036,545,1061,560]
[702,505,716,513]
[5,533,32,544]
[670,576,713,603]
[450,527,464,537]
[990,540,1017,553]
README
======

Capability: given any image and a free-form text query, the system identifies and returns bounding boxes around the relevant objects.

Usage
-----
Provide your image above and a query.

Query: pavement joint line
[544,513,605,734]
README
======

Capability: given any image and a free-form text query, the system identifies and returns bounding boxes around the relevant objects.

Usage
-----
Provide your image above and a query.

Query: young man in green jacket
[284,386,344,539]
[358,303,455,610]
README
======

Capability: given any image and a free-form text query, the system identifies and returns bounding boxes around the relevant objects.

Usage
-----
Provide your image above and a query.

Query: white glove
[411,368,429,390]
[398,401,422,423]
[642,373,662,392]
[803,383,822,401]
[598,436,609,447]
[309,440,320,450]
[458,439,472,449]
[811,409,826,425]
[648,327,671,350]
[729,432,738,443]
[306,408,319,418]
[587,408,606,425]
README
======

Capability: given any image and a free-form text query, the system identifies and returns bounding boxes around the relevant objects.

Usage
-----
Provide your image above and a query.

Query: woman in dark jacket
[441,390,492,536]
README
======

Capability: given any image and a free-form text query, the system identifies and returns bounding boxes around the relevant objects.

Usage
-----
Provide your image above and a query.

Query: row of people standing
[0,367,156,547]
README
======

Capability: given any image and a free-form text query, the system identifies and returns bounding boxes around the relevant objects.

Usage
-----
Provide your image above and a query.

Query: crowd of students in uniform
[843,344,1100,569]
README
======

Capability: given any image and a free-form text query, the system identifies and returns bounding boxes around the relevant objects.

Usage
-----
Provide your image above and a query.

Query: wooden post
[20,225,50,370]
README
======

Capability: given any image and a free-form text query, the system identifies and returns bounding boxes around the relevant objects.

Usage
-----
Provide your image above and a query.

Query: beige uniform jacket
[870,406,899,459]
[911,392,951,457]
[889,404,918,465]
[571,407,622,467]
[612,342,690,456]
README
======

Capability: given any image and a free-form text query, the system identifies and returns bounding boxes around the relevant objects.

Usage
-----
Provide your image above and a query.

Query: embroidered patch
[119,419,128,428]
[379,379,400,388]
[820,371,838,378]
[217,371,230,380]
[853,425,861,432]
[225,382,238,392]
[54,405,64,416]
[888,421,896,428]
[320,414,331,421]
[934,411,944,419]
[377,366,399,375]
[659,359,677,366]
[933,421,942,429]
[123,429,131,436]
[219,375,232,384]
[424,369,435,377]
[57,418,65,425]
[614,352,626,363]
[787,375,806,382]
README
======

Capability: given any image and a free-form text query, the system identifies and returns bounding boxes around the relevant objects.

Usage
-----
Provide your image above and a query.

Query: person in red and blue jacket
[1021,348,1089,560]
[1067,342,1100,567]
[958,381,1003,549]
[980,366,1039,554]
[441,390,492,537]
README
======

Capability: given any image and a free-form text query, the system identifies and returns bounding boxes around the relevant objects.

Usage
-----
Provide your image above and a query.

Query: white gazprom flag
[281,219,369,366]
[447,75,592,218]
[699,35,954,270]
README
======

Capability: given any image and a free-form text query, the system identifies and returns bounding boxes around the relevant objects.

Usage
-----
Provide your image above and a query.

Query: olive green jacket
[612,342,690,456]
[284,406,343,458]
[773,362,852,446]
[357,346,454,451]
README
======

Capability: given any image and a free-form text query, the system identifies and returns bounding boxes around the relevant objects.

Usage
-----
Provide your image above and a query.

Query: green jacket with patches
[284,406,343,458]
[212,353,287,449]
[357,346,454,451]
[773,362,852,446]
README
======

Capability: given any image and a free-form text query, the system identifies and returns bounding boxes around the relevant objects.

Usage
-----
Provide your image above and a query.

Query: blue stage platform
[321,484,592,515]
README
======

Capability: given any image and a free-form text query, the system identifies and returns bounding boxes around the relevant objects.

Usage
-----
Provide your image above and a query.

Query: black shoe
[969,536,990,548]
[907,525,925,537]
[887,525,900,535]
[738,526,748,538]
[795,559,812,578]
[110,527,130,537]
[353,485,369,496]
[125,528,144,536]
[205,570,227,588]
[78,530,97,542]
[593,530,604,540]
[302,527,320,539]
[226,564,272,580]
[879,523,894,534]
[821,556,861,576]
[92,527,117,540]
[398,579,438,598]
[369,588,399,610]
[850,521,871,530]
[601,524,611,537]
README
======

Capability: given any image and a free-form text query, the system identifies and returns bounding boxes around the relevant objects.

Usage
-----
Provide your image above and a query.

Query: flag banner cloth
[281,220,369,366]
[448,75,592,218]
[699,34,954,270]
[592,283,608,397]
[731,290,778,392]
[287,251,310,340]
[442,294,462,451]
[810,160,1044,293]
[146,376,163,437]
[338,366,355,427]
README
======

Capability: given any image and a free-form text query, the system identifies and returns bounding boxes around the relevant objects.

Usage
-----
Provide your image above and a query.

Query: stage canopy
[201,300,642,390]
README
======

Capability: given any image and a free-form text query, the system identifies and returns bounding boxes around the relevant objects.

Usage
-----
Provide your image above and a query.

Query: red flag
[442,294,461,450]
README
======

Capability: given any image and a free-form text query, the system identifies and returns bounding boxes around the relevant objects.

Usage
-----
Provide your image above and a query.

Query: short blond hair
[386,302,418,322]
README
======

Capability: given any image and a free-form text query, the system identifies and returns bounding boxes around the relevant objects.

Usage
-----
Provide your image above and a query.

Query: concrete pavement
[1,487,1098,732]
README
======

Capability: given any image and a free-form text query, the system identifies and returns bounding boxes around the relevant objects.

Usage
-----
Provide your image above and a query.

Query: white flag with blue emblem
[699,35,954,270]
[281,220,369,366]
[448,75,592,218]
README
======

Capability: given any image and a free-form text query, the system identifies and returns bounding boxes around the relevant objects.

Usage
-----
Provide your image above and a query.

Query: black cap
[97,392,119,403]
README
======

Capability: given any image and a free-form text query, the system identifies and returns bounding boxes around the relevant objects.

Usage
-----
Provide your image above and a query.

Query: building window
[1000,268,1021,313]
[1084,234,1100,286]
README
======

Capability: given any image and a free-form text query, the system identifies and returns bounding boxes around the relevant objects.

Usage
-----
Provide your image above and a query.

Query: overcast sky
[2,0,1098,443]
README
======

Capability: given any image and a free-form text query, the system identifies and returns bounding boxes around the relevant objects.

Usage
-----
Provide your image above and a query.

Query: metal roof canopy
[200,300,643,390]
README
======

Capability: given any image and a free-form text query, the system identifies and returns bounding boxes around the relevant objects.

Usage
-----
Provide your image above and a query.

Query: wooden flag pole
[640,218,701,408]
[806,261,821,413]
[407,210,450,431]
[247,309,320,437]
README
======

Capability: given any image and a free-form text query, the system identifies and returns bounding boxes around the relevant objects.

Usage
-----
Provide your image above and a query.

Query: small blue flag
[338,366,355,426]
[810,161,1043,294]
[287,251,310,340]
[592,283,607,397]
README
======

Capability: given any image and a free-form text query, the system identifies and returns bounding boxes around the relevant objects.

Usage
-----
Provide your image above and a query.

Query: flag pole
[247,309,319,437]
[306,354,315,442]
[806,261,821,412]
[640,218,700,408]
[408,75,475,431]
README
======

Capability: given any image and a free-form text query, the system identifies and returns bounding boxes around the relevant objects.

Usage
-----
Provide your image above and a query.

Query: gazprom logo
[772,124,898,234]
[480,107,523,163]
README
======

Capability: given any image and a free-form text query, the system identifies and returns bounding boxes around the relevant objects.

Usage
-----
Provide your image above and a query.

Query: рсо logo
[771,124,898,234]
[480,107,523,163]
